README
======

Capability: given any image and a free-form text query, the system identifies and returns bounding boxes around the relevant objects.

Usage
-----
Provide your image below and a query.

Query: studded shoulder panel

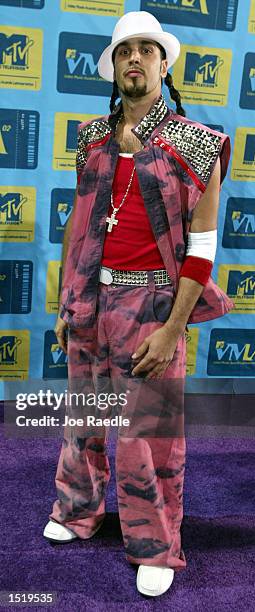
[76,119,112,176]
[132,94,169,143]
[158,119,222,185]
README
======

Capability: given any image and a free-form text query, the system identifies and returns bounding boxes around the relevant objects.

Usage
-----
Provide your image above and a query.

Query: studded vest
[60,94,234,328]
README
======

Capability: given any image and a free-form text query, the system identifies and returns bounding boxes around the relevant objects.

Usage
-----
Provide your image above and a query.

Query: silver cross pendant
[106,209,118,232]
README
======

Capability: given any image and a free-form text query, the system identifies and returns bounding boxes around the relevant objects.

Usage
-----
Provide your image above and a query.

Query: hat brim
[97,31,180,82]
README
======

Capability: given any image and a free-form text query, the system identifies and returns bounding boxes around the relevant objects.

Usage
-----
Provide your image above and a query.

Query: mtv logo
[243,134,255,163]
[57,32,112,96]
[184,52,224,85]
[0,33,34,68]
[0,192,27,224]
[0,335,21,364]
[227,271,255,297]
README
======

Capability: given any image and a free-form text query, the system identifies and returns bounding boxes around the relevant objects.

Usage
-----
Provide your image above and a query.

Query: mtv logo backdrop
[0,1,254,390]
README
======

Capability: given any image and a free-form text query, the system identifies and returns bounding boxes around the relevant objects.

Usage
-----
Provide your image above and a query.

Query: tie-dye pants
[49,272,187,571]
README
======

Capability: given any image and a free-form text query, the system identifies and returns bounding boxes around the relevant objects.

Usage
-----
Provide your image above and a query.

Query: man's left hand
[131,325,180,380]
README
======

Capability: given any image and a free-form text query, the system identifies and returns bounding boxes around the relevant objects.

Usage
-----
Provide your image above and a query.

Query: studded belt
[99,266,172,286]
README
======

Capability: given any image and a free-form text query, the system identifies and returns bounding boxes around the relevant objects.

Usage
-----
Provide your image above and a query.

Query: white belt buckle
[100,266,113,285]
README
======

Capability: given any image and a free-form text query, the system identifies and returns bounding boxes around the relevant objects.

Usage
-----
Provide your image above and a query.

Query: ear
[161,59,168,79]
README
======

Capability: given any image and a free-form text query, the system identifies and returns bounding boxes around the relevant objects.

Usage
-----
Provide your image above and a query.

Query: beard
[119,79,147,99]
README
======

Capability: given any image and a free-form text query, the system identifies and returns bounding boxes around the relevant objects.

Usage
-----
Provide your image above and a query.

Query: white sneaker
[136,564,175,597]
[43,520,78,543]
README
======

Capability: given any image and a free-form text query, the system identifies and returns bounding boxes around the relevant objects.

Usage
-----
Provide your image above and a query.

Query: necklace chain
[110,165,135,214]
[106,165,135,233]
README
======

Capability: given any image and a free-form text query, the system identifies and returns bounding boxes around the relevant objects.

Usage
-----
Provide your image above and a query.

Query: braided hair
[109,42,185,117]
[164,72,186,117]
[110,79,120,113]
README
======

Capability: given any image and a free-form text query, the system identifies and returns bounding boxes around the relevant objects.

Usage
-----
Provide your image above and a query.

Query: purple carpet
[1,411,255,611]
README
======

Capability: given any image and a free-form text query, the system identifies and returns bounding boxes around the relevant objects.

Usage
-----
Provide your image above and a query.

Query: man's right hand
[55,315,68,354]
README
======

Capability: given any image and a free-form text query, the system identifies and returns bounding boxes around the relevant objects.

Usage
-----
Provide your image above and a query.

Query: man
[43,11,233,597]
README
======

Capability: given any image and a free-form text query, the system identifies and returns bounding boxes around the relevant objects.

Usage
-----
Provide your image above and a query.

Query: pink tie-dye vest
[59,94,234,328]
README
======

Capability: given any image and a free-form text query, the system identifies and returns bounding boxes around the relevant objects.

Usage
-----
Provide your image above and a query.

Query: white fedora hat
[98,11,181,82]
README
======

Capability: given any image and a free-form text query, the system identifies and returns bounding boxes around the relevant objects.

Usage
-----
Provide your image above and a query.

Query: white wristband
[186,230,217,262]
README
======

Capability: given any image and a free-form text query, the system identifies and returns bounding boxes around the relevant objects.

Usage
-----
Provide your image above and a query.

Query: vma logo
[208,329,255,376]
[0,335,21,365]
[141,0,238,30]
[43,330,68,379]
[231,128,255,181]
[49,188,75,243]
[172,45,232,105]
[0,26,42,90]
[57,32,112,96]
[65,48,97,76]
[223,198,255,248]
[232,211,255,234]
[184,52,224,86]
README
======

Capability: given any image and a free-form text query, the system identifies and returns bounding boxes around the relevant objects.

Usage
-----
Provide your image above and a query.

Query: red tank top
[101,154,165,270]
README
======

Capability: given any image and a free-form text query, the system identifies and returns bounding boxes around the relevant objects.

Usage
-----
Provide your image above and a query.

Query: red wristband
[179,255,213,286]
